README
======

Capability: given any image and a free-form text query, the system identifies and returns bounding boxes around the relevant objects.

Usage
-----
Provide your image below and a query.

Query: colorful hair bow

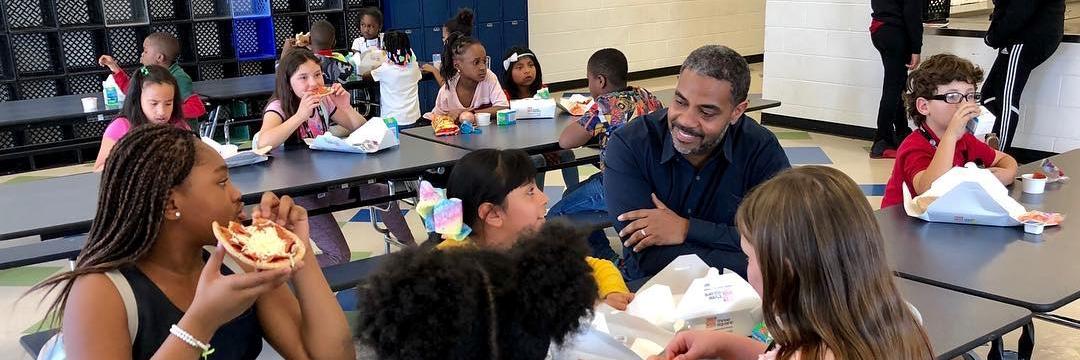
[502,52,534,71]
[416,181,471,241]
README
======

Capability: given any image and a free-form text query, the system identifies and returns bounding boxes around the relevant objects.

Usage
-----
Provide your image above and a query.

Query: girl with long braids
[29,125,353,359]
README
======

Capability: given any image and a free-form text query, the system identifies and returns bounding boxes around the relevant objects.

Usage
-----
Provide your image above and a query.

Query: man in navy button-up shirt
[604,45,790,279]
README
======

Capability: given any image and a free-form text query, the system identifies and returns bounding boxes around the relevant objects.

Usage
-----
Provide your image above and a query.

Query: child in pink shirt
[424,33,508,124]
[94,65,189,171]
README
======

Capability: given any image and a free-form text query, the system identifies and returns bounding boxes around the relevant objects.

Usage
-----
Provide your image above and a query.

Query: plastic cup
[81,97,98,112]
[1024,222,1046,235]
[1021,173,1047,194]
[476,113,491,126]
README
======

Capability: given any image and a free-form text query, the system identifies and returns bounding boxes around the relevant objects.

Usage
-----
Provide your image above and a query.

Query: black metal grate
[270,0,304,13]
[191,0,229,20]
[66,72,105,95]
[25,125,65,145]
[11,32,62,76]
[102,0,149,26]
[150,23,195,64]
[923,0,950,22]
[0,35,12,80]
[194,21,232,60]
[198,62,225,80]
[3,0,56,30]
[308,0,342,12]
[148,0,190,21]
[238,60,272,76]
[0,130,15,149]
[272,14,306,52]
[346,9,362,44]
[17,77,63,99]
[62,30,108,72]
[107,26,148,66]
[57,0,103,27]
[0,82,14,101]
[73,119,111,138]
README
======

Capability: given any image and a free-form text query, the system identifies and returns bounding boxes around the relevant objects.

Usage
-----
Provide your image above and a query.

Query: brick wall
[528,0,765,83]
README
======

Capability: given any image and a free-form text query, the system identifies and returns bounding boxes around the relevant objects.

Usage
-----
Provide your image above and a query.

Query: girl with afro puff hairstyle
[355,220,598,359]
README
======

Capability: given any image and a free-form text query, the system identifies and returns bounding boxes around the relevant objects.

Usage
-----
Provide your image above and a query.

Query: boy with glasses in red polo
[881,54,1018,208]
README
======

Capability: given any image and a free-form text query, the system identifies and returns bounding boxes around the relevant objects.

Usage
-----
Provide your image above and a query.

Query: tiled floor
[2,64,1080,359]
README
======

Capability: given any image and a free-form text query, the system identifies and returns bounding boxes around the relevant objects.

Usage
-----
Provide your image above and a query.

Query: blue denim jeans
[547,174,618,262]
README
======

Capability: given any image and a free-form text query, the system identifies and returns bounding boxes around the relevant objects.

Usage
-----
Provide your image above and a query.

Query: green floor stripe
[0,266,61,287]
[774,131,812,140]
[350,251,372,261]
[22,311,60,334]
[1,175,56,186]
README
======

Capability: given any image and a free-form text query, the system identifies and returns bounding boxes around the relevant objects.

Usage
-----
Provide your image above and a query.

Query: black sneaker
[870,139,895,159]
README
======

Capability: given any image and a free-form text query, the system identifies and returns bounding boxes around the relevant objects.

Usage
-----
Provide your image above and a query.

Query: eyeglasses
[929,92,981,104]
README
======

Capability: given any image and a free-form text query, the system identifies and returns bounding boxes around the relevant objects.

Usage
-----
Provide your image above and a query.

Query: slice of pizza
[310,85,333,97]
[212,218,306,270]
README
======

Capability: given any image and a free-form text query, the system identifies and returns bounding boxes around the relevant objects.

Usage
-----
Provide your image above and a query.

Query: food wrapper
[558,255,763,359]
[415,181,471,241]
[200,137,269,168]
[432,115,460,136]
[904,163,1064,227]
[306,117,400,153]
[1041,159,1069,183]
[559,94,595,116]
[510,98,556,119]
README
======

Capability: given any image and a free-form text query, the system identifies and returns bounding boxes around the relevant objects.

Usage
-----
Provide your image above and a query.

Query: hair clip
[503,52,534,71]
[140,66,150,76]
[416,181,471,241]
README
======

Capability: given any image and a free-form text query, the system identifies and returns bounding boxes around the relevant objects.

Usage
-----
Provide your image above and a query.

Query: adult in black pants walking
[869,0,922,159]
[981,0,1065,154]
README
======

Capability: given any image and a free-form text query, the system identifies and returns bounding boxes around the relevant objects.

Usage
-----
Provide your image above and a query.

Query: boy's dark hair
[445,148,536,230]
[360,7,382,25]
[310,20,336,49]
[29,124,198,327]
[120,65,185,125]
[145,32,180,63]
[904,53,985,127]
[357,219,598,360]
[500,46,543,100]
[587,48,629,90]
[444,8,474,37]
[440,32,482,88]
[383,31,413,66]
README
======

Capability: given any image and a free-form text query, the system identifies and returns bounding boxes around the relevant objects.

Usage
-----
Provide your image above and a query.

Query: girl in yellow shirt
[422,148,634,310]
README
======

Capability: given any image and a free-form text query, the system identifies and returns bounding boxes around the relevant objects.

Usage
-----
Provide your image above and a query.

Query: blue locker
[423,26,445,62]
[419,82,437,115]
[386,0,422,30]
[401,28,425,60]
[477,21,504,80]
[422,0,449,27]
[503,20,527,49]
[503,0,527,21]
[475,0,503,23]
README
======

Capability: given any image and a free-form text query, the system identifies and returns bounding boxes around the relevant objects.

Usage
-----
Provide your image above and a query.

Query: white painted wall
[528,0,766,83]
[762,0,1080,152]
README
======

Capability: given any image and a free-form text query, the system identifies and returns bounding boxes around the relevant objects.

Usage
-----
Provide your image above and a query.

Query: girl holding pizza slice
[254,48,416,266]
[30,124,353,359]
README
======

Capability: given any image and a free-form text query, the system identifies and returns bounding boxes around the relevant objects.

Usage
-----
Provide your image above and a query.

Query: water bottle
[102,75,123,107]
